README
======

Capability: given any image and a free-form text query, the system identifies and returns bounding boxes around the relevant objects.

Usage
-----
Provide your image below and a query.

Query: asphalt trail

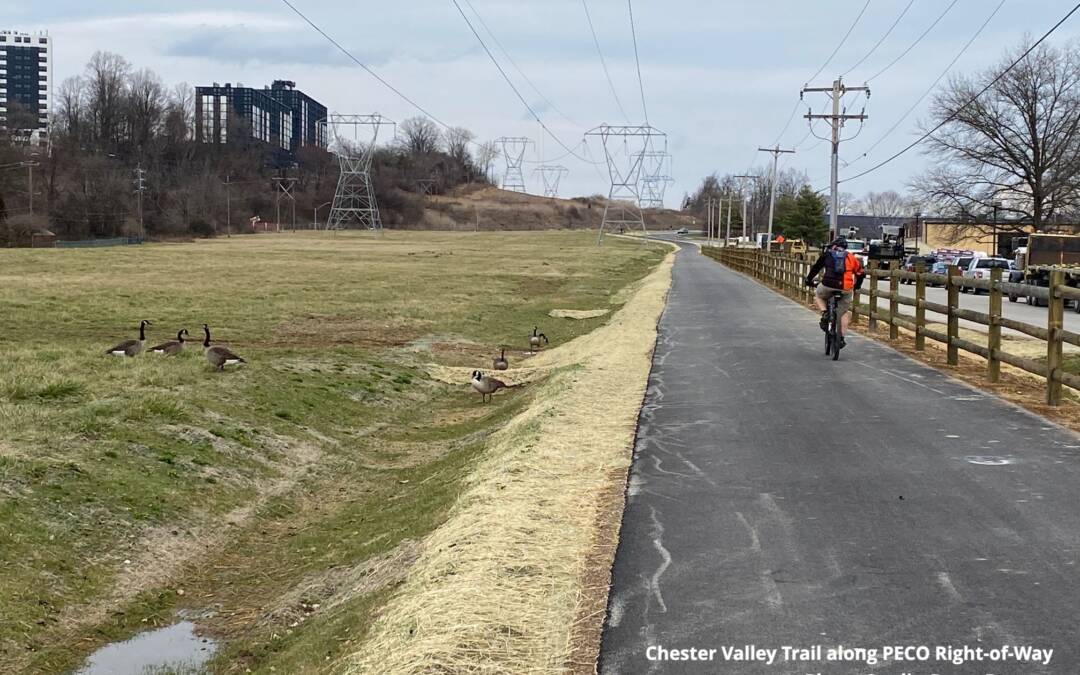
[599,243,1080,675]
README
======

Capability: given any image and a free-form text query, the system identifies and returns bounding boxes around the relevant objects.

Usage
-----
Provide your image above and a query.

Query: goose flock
[471,326,550,403]
[106,322,246,371]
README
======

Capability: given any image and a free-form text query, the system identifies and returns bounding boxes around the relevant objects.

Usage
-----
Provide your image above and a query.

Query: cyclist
[804,236,866,348]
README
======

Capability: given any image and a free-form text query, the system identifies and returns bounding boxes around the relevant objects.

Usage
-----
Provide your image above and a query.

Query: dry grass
[340,247,676,674]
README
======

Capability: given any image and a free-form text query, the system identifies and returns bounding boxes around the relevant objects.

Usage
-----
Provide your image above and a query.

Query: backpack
[829,249,848,275]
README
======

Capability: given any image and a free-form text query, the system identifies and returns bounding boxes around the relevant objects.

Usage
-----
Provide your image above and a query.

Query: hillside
[407,185,694,232]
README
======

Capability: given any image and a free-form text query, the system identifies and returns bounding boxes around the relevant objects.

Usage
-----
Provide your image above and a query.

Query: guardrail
[702,246,1080,406]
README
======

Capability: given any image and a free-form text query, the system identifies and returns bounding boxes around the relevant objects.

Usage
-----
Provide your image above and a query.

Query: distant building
[0,30,52,145]
[194,80,327,162]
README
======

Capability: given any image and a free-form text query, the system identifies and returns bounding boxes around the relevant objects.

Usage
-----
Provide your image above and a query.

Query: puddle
[75,621,217,675]
[964,455,1015,466]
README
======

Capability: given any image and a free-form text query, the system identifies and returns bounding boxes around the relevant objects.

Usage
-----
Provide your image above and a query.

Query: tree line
[0,51,495,244]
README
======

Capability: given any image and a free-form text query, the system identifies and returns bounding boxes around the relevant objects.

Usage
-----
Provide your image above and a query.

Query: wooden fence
[702,245,1080,406]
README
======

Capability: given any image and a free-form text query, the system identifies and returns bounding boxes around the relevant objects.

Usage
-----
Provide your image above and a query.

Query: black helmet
[829,236,849,250]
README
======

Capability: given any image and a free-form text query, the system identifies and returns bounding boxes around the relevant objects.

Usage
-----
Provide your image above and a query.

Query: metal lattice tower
[635,148,673,209]
[585,124,666,243]
[537,165,568,198]
[496,137,532,193]
[324,114,394,230]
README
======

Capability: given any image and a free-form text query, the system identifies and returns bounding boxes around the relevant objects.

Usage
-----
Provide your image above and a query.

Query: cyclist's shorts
[816,284,853,315]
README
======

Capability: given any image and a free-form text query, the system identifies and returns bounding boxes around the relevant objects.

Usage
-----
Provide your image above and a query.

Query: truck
[866,225,907,270]
[1008,233,1080,309]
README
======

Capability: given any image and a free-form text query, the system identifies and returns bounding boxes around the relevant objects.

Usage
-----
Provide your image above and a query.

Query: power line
[763,0,872,158]
[460,0,579,128]
[867,0,960,82]
[840,1,1080,185]
[846,0,1005,169]
[582,0,631,122]
[627,0,649,124]
[450,0,593,163]
[843,0,915,76]
[278,0,452,130]
[805,0,871,84]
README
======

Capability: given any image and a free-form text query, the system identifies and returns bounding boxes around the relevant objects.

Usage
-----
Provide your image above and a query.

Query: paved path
[600,243,1080,674]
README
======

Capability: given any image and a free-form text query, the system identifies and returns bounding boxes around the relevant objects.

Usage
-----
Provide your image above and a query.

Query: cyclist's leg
[813,285,830,330]
[836,291,853,342]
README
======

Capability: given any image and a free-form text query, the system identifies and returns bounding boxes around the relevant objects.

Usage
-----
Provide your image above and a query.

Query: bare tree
[126,68,166,149]
[475,140,499,184]
[444,126,474,165]
[55,76,88,142]
[855,190,916,217]
[398,116,441,156]
[912,38,1080,229]
[85,51,131,146]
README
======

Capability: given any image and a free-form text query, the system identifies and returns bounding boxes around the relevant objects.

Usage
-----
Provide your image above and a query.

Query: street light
[991,200,1002,257]
[314,201,333,230]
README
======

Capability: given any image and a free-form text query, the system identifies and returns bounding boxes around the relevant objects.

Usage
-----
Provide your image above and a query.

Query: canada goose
[148,329,189,355]
[471,370,518,403]
[493,348,509,371]
[529,326,549,351]
[202,324,246,371]
[105,320,152,357]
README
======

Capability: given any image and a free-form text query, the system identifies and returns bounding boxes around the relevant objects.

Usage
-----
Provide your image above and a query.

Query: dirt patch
[550,309,610,320]
[258,539,421,631]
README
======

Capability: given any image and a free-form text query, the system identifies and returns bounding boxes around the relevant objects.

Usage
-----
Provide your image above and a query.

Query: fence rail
[55,237,144,249]
[702,246,1078,406]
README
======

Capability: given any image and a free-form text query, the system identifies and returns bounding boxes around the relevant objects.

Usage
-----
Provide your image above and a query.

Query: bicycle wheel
[824,298,835,355]
[830,297,842,361]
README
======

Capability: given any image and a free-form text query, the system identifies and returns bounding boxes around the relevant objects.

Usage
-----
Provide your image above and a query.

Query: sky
[6,0,1080,207]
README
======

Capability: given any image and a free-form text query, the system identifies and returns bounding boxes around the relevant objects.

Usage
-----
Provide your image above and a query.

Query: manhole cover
[964,456,1014,466]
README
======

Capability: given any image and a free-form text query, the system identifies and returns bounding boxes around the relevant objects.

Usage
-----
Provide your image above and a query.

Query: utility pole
[22,161,39,217]
[757,145,795,244]
[734,175,756,240]
[707,196,713,245]
[725,194,733,244]
[803,77,869,237]
[223,175,232,237]
[133,163,146,238]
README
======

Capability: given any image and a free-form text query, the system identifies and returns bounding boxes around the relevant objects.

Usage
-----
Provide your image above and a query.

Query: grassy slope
[0,231,665,673]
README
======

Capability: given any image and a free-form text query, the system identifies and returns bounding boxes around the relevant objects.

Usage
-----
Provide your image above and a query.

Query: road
[887,279,1080,336]
[599,243,1080,674]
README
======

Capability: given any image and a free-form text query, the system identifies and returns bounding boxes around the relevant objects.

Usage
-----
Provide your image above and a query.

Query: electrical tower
[324,114,395,231]
[802,77,869,236]
[537,165,568,198]
[274,177,298,231]
[635,149,673,209]
[585,124,665,244]
[496,137,532,193]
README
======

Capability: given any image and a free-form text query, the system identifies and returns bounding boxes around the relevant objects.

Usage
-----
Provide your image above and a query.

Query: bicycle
[810,283,844,361]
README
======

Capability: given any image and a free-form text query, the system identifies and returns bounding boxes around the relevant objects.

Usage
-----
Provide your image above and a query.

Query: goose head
[471,370,483,382]
[177,328,189,342]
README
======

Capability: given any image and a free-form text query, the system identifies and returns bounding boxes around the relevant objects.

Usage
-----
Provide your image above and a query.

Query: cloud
[164,30,360,68]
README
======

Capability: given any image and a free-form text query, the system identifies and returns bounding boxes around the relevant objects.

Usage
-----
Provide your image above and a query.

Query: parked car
[675,227,689,235]
[900,255,936,284]
[960,256,1011,294]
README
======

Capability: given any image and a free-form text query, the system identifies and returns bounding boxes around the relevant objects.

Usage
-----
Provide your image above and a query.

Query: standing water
[75,621,217,674]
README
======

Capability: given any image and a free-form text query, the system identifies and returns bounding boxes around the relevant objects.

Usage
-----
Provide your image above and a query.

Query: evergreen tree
[777,186,828,244]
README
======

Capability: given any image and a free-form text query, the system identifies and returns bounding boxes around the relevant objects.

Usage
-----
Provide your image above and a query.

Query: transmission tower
[585,124,665,243]
[537,165,568,198]
[635,149,672,209]
[324,114,395,230]
[496,137,532,193]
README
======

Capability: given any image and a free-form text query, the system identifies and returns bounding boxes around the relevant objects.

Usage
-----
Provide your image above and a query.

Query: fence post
[1047,270,1064,406]
[988,267,1002,382]
[889,267,900,340]
[947,266,960,366]
[868,261,880,330]
[914,262,926,351]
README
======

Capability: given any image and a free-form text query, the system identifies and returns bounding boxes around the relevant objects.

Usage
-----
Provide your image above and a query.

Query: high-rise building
[194,80,327,163]
[0,30,52,144]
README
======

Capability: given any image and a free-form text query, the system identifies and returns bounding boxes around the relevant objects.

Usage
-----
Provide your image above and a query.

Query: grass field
[0,230,665,673]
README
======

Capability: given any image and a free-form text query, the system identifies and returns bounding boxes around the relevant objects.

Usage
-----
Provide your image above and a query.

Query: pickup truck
[959,256,1010,294]
[1009,233,1080,308]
